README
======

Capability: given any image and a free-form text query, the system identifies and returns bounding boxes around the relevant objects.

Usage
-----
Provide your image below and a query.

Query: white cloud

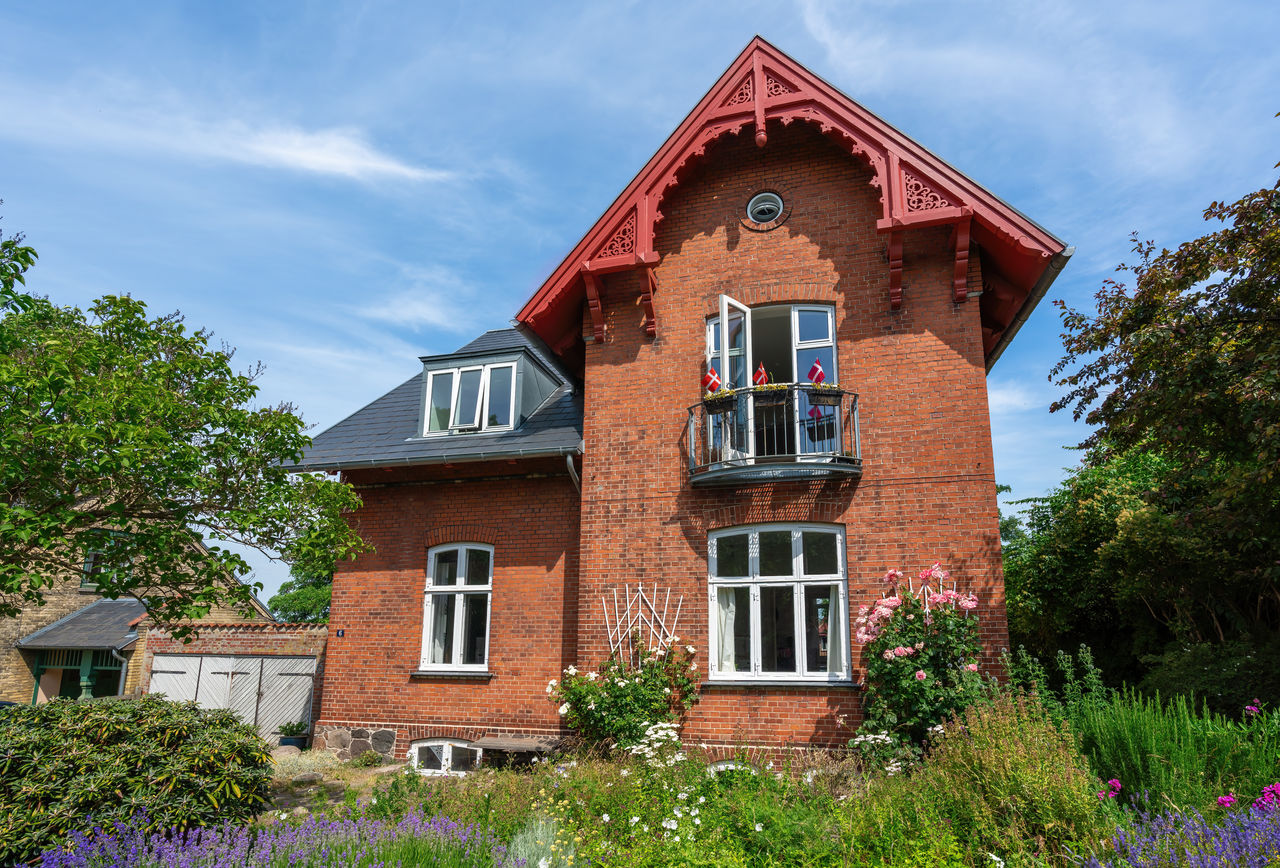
[0,80,445,184]
[355,264,486,333]
[986,381,1042,416]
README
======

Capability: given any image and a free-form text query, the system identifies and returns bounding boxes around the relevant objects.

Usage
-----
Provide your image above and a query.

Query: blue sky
[2,1,1277,599]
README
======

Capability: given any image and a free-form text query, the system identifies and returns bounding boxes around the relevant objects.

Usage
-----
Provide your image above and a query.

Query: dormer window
[425,362,516,434]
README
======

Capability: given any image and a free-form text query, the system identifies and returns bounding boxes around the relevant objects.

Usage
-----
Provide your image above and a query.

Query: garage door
[147,654,317,741]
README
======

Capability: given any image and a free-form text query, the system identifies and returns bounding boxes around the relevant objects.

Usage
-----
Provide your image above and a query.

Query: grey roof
[293,329,583,473]
[17,599,146,651]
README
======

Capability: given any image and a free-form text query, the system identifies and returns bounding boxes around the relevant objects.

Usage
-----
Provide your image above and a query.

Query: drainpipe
[110,647,129,696]
[565,453,581,494]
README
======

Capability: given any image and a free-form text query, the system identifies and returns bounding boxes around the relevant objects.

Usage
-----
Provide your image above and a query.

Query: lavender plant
[1083,805,1280,867]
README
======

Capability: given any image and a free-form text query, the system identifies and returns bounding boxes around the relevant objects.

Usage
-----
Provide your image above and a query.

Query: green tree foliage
[267,564,333,623]
[1049,169,1280,645]
[0,230,369,631]
[0,695,272,864]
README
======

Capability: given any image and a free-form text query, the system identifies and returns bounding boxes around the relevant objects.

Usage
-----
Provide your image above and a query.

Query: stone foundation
[314,725,397,763]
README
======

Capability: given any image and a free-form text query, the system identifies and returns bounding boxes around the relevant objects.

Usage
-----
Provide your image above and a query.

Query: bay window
[421,543,492,671]
[708,525,848,682]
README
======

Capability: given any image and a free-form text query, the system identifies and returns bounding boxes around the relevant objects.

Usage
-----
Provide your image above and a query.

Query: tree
[1050,166,1280,645]
[0,231,369,633]
[267,565,332,623]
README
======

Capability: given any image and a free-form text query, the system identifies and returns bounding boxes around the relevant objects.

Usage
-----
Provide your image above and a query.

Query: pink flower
[906,614,915,621]
[957,594,979,611]
[878,596,903,609]
[1245,704,1261,716]
[1097,778,1122,800]
[1218,793,1238,808]
[881,569,903,586]
[915,670,927,681]
[966,663,979,672]
[882,650,895,661]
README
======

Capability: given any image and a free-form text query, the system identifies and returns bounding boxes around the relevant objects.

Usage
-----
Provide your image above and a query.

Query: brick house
[295,38,1070,768]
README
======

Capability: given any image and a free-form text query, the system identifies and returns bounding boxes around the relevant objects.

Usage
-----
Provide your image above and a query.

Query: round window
[746,192,784,224]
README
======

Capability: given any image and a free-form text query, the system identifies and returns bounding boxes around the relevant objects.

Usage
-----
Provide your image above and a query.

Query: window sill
[410,670,495,681]
[701,679,862,690]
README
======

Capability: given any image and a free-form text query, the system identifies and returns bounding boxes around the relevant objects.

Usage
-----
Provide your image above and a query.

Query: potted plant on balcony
[752,381,790,406]
[278,720,310,750]
[807,382,843,407]
[702,387,738,413]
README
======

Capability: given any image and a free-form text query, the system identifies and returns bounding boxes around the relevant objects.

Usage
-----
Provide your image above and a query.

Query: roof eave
[985,246,1075,372]
[291,443,585,475]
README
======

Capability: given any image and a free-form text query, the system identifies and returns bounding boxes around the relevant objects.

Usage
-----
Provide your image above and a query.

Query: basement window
[410,738,482,775]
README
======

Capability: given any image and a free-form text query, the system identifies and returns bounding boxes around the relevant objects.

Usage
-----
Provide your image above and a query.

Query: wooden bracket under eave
[641,267,658,338]
[887,231,904,311]
[582,270,605,343]
[951,214,973,304]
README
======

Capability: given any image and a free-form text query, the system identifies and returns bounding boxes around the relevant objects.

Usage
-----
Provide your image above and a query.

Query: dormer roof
[294,328,582,473]
[515,36,1070,369]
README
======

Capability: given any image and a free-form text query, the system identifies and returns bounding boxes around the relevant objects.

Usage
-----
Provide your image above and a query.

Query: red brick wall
[318,459,580,756]
[141,623,328,721]
[576,122,1008,749]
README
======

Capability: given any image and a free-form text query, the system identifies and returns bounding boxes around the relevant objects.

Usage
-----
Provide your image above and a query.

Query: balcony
[686,384,862,486]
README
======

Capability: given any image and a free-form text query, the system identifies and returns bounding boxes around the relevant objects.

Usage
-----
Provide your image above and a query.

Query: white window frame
[420,543,493,672]
[707,524,849,684]
[409,738,483,776]
[423,362,517,435]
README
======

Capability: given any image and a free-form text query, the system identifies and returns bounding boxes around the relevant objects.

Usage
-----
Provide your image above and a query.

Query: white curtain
[717,589,736,672]
[430,596,451,664]
[827,586,843,674]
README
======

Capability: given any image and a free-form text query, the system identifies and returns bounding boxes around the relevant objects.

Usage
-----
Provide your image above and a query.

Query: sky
[2,1,1276,601]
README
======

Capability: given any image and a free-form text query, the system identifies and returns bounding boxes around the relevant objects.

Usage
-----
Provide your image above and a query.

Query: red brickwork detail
[318,462,580,744]
[576,123,1006,748]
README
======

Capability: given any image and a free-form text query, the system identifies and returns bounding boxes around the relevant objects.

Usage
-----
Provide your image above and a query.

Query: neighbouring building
[293,37,1070,769]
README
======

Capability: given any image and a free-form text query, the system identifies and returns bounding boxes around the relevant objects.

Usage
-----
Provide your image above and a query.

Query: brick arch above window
[701,283,837,316]
[424,525,502,550]
[704,499,848,532]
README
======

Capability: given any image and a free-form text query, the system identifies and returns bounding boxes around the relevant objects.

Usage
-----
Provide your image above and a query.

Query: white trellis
[602,583,683,660]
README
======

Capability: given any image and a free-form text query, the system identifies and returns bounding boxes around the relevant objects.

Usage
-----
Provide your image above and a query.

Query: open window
[704,297,840,461]
[424,363,516,434]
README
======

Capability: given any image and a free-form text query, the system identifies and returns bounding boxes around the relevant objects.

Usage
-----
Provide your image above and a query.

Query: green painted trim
[78,649,94,700]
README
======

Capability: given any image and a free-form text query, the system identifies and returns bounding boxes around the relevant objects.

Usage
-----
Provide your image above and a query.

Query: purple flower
[1219,793,1238,808]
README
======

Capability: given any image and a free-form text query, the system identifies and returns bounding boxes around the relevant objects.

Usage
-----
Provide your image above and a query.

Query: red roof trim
[516,36,1067,359]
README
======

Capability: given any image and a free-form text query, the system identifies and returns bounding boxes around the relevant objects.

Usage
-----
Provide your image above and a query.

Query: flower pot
[703,392,737,413]
[752,387,788,406]
[807,388,842,407]
[279,735,310,750]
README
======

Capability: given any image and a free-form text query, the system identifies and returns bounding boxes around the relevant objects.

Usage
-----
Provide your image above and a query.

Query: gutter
[291,444,584,475]
[985,246,1075,372]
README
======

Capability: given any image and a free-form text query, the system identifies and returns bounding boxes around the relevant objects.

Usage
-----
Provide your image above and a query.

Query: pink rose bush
[853,562,986,752]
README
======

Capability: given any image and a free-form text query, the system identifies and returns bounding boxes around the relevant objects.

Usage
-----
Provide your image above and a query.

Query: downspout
[110,647,129,696]
[565,452,581,494]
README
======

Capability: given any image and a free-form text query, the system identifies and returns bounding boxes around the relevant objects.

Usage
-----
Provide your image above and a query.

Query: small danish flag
[808,358,826,384]
[702,366,721,392]
[809,405,824,420]
[753,362,768,386]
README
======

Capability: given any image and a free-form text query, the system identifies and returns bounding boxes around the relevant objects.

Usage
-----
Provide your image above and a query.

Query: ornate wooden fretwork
[582,271,605,343]
[903,169,956,212]
[598,210,636,258]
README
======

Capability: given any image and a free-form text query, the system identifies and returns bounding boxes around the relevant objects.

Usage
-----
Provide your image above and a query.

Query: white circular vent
[746,191,784,224]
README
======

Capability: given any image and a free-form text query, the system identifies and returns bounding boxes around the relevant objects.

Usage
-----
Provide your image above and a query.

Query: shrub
[854,563,985,749]
[1081,805,1280,867]
[549,638,699,748]
[0,695,271,864]
[351,750,383,768]
[1139,636,1280,716]
[912,692,1116,861]
[1070,689,1280,811]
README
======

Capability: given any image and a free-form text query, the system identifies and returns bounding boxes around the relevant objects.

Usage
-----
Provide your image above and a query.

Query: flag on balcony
[809,405,824,420]
[808,358,825,384]
[702,366,721,392]
[753,362,768,385]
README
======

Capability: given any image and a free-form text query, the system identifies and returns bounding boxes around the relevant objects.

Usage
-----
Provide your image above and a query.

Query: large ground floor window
[708,524,848,682]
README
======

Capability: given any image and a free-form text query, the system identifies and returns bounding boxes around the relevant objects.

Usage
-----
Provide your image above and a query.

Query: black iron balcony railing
[686,384,862,485]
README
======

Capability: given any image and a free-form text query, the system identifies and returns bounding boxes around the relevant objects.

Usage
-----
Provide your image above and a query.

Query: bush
[1139,636,1280,716]
[0,695,271,864]
[1070,689,1280,811]
[854,563,985,749]
[549,639,699,748]
[911,692,1116,862]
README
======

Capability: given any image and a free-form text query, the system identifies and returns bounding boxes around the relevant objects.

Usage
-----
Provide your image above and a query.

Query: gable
[515,36,1069,370]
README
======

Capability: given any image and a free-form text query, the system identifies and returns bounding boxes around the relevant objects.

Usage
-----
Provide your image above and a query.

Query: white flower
[673,835,681,842]
[371,797,377,805]
[698,796,705,804]
[546,679,557,694]
[602,813,610,823]
[620,769,630,777]
[686,645,696,654]
[691,662,698,670]
[565,665,578,676]
[766,761,774,770]
[558,703,569,715]
[694,817,701,825]
[588,701,596,710]
[988,856,1006,868]
[586,671,598,681]
[538,860,550,868]
[677,791,688,800]
[691,807,699,816]
[754,823,764,832]
[629,816,640,825]
[662,818,678,830]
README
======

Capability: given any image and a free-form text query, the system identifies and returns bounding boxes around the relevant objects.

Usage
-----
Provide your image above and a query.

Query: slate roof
[17,599,146,651]
[292,328,583,473]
